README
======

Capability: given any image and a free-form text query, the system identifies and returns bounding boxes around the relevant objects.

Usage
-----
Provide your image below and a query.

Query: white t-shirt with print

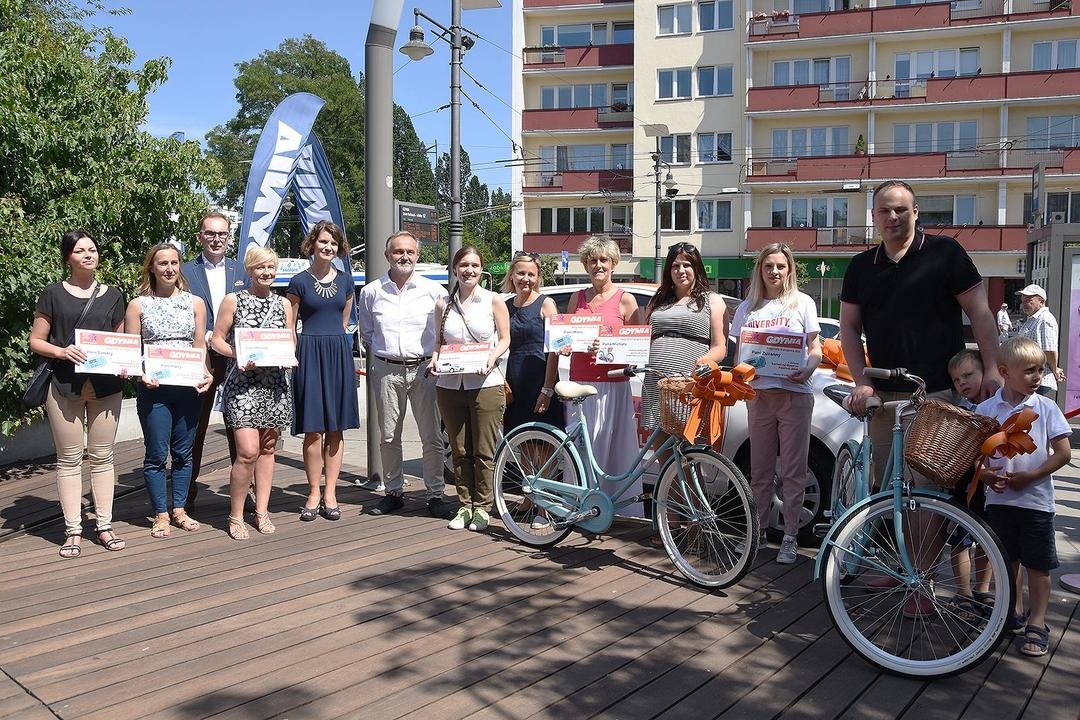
[730,292,821,394]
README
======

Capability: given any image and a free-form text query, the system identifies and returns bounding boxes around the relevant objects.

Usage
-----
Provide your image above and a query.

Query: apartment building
[512,0,1080,309]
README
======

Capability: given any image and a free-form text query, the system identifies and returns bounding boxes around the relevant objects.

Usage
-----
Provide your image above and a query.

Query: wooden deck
[0,429,1077,720]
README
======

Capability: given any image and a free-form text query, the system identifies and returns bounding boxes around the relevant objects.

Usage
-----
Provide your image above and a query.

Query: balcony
[523,44,633,69]
[746,148,1080,181]
[523,232,633,254]
[747,69,1080,112]
[746,224,1028,252]
[522,106,634,132]
[522,170,633,193]
[748,0,1074,42]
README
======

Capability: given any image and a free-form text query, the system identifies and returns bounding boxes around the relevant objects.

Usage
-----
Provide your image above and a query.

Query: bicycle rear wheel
[655,448,757,589]
[822,493,1014,678]
[493,426,582,547]
[830,441,863,579]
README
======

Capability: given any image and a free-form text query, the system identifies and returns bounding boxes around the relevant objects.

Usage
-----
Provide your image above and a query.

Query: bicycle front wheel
[655,448,758,589]
[822,494,1014,678]
[493,426,582,548]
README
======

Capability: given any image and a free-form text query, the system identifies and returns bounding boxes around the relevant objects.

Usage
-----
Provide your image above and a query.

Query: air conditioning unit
[1050,211,1067,224]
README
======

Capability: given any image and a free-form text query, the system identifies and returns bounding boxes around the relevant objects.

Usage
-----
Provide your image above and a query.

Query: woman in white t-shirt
[730,243,822,565]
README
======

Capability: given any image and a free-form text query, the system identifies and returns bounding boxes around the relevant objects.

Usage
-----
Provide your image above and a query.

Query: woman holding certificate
[125,243,213,540]
[565,236,642,513]
[729,243,821,565]
[30,230,128,557]
[431,246,510,533]
[210,247,294,539]
[287,221,359,523]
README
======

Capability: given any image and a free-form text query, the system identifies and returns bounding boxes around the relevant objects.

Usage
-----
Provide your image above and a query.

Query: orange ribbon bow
[820,338,860,383]
[682,361,757,446]
[969,407,1039,504]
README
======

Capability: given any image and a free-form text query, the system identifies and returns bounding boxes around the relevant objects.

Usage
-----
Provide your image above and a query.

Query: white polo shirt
[974,389,1071,513]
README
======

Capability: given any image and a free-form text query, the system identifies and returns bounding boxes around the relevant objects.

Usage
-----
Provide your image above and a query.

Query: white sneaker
[776,534,799,565]
[531,514,552,531]
[468,508,490,532]
[356,477,385,492]
[734,531,767,555]
[448,507,471,530]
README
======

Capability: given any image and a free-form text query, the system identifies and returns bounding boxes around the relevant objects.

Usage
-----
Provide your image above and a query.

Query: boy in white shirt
[975,337,1071,658]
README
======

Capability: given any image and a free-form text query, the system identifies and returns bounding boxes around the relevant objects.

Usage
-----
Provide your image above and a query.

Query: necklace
[310,269,338,299]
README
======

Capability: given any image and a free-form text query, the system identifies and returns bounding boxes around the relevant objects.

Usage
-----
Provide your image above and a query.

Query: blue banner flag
[294,133,347,237]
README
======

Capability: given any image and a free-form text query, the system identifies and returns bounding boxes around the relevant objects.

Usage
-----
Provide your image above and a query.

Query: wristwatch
[540,387,554,397]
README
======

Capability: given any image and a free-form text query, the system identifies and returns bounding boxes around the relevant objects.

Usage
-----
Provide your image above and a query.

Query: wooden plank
[0,671,53,720]
[1015,601,1080,719]
[778,652,881,720]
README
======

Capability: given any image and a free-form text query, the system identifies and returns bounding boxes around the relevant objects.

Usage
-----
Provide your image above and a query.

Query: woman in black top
[29,230,128,558]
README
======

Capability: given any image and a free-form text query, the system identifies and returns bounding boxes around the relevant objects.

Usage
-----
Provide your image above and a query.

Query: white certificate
[235,328,297,367]
[595,326,651,365]
[437,343,489,374]
[143,346,207,387]
[544,314,603,352]
[738,327,806,378]
[74,329,142,376]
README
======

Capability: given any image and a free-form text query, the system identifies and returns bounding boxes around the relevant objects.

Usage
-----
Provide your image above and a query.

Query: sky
[104,0,515,193]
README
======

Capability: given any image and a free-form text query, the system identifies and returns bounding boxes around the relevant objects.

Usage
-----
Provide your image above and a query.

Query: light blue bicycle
[492,365,758,589]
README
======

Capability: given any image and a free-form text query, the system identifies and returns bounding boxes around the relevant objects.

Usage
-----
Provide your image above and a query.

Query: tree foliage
[427,149,512,267]
[0,0,224,433]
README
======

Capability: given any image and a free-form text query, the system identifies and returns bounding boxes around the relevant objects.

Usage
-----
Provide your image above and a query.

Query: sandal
[59,533,82,559]
[1010,611,1030,635]
[299,505,319,522]
[319,505,341,521]
[227,515,249,540]
[97,529,126,552]
[254,511,276,534]
[1020,624,1050,657]
[170,511,200,532]
[948,595,982,625]
[150,516,171,539]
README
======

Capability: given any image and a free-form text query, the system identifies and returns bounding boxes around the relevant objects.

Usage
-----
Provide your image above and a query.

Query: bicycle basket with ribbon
[657,361,756,445]
[904,398,1001,489]
[966,408,1040,503]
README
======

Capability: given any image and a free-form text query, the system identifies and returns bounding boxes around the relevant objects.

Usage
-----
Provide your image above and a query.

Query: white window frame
[696,132,733,163]
[658,68,692,100]
[697,0,734,32]
[661,134,692,164]
[696,65,734,97]
[771,126,850,157]
[1026,114,1080,150]
[893,120,978,153]
[697,199,733,231]
[658,3,693,35]
[1032,39,1079,71]
[918,195,977,225]
[539,84,609,110]
[770,196,849,228]
[539,205,607,233]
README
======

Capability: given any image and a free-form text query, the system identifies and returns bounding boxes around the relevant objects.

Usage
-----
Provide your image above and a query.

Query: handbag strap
[450,292,506,381]
[63,283,102,346]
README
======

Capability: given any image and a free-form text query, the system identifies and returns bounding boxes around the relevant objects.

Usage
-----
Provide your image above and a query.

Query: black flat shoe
[368,494,404,516]
[299,505,319,521]
[320,505,341,521]
[427,497,453,520]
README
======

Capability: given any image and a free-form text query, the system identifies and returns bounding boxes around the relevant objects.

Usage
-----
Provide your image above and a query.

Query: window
[611,205,633,233]
[539,145,610,172]
[612,82,633,109]
[658,68,692,99]
[770,197,848,228]
[697,132,733,162]
[539,206,607,233]
[539,84,608,109]
[697,66,734,97]
[660,199,692,230]
[1033,40,1078,70]
[894,48,981,96]
[658,3,692,35]
[611,143,632,170]
[661,134,692,164]
[771,126,849,157]
[697,200,732,230]
[1023,191,1078,223]
[893,121,978,153]
[612,22,634,43]
[792,0,831,13]
[1027,115,1080,149]
[698,0,733,31]
[540,23,610,47]
[919,195,976,224]
[772,57,851,93]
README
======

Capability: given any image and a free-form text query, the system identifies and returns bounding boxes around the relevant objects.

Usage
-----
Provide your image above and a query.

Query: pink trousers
[747,387,814,537]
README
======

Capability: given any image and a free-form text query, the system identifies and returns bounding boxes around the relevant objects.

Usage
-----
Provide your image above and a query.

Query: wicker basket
[658,376,700,439]
[904,399,1000,488]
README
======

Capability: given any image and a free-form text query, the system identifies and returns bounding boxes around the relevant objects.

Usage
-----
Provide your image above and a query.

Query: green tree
[392,105,435,208]
[0,0,224,432]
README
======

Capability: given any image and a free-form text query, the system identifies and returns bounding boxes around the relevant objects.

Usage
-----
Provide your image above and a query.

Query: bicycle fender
[811,488,953,579]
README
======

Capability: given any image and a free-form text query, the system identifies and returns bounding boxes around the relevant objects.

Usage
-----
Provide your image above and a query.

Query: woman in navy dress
[501,252,563,433]
[287,220,360,522]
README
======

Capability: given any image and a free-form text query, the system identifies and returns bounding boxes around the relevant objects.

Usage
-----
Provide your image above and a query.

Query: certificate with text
[437,343,489,374]
[595,326,651,365]
[235,328,297,367]
[544,314,602,353]
[738,327,805,378]
[74,329,142,376]
[143,346,207,387]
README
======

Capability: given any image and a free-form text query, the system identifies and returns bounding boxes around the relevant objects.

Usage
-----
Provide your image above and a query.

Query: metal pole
[363,0,403,487]
[653,141,663,283]
[448,0,463,283]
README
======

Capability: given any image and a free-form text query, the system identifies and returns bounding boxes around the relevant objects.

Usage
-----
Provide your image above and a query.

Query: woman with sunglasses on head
[566,235,643,514]
[640,242,729,445]
[730,243,821,565]
[30,230,129,557]
[125,243,214,540]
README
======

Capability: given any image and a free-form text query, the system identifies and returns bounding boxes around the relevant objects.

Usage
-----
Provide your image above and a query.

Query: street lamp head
[399,25,434,61]
[662,171,677,190]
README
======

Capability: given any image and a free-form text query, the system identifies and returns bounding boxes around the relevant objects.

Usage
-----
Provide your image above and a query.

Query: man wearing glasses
[184,210,249,512]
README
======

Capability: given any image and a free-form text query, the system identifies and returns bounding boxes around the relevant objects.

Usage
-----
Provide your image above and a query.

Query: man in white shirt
[996,302,1011,340]
[1015,284,1065,399]
[183,211,249,512]
[358,231,450,518]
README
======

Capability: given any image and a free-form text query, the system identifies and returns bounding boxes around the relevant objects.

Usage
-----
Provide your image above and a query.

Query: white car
[528,282,859,541]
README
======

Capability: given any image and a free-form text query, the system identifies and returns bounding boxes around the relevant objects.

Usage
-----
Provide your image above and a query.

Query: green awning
[639,256,853,280]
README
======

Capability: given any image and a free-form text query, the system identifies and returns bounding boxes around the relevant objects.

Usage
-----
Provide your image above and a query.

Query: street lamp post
[643,124,677,283]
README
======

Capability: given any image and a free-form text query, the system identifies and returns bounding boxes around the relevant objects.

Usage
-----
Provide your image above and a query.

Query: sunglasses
[513,251,541,261]
[667,242,699,256]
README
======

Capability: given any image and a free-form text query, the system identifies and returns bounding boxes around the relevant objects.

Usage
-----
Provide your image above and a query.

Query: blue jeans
[137,384,201,514]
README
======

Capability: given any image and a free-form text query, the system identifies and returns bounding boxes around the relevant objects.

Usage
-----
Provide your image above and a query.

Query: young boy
[976,337,1071,657]
[946,350,992,616]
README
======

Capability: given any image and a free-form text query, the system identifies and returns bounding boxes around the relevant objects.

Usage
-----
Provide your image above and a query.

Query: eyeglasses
[513,251,541,261]
[200,231,230,240]
[667,242,699,256]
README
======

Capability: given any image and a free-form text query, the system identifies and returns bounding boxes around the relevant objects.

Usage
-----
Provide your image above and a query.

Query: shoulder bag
[22,284,101,409]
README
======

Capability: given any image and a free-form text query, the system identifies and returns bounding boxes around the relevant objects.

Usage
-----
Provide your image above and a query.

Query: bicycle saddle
[554,380,598,400]
[824,383,882,416]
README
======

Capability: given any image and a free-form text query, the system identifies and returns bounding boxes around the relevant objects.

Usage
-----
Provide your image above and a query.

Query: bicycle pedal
[813,523,831,538]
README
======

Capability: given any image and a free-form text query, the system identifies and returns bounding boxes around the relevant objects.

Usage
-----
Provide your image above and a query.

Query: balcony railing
[524,231,632,254]
[748,0,1074,41]
[522,169,634,193]
[746,223,1027,251]
[522,106,634,132]
[523,44,633,68]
